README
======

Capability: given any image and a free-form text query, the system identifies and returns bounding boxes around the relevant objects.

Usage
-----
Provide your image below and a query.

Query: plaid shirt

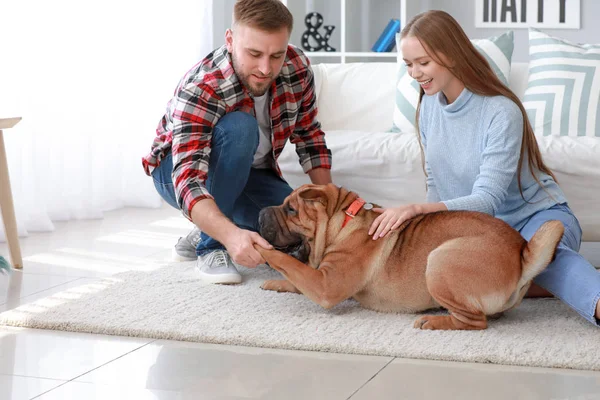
[142,45,331,220]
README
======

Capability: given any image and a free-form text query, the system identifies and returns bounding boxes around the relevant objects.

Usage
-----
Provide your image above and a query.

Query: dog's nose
[258,208,275,240]
[258,208,268,230]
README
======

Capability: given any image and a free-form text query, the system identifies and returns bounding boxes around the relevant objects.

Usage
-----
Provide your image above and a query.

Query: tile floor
[1,205,600,400]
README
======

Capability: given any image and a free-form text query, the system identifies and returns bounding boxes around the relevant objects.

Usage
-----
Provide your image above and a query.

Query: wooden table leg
[0,129,23,269]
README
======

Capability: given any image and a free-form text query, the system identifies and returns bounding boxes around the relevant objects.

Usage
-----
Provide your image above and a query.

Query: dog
[254,183,564,330]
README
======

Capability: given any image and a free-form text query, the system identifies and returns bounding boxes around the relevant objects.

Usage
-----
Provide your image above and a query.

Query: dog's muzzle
[258,207,310,263]
[258,207,282,245]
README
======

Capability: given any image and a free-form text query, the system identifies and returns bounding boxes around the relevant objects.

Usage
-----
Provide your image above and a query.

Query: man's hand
[223,229,273,268]
[190,199,273,267]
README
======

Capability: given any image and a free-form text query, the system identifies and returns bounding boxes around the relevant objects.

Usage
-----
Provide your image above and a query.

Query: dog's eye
[286,204,297,216]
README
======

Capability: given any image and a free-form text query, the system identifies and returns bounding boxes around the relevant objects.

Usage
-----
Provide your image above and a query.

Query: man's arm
[171,85,222,220]
[190,199,237,247]
[171,84,272,268]
[308,167,332,185]
[288,59,333,176]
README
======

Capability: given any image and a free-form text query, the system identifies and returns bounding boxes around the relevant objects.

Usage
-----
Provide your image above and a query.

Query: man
[142,0,332,284]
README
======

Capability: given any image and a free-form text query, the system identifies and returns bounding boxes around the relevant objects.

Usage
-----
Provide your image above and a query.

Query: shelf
[284,0,407,64]
[306,52,398,58]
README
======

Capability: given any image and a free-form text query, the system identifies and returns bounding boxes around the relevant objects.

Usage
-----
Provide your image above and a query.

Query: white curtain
[0,0,213,241]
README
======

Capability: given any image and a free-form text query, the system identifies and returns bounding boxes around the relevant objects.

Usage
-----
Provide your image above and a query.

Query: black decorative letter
[483,0,498,22]
[501,0,517,22]
[483,0,489,22]
[559,0,566,23]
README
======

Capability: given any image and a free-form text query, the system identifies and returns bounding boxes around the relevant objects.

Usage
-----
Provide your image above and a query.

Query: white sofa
[278,62,600,242]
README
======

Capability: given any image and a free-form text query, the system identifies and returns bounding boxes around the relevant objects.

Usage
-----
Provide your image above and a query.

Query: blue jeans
[520,203,600,326]
[151,111,293,256]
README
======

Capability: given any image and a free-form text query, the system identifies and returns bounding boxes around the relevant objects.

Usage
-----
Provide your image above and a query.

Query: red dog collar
[342,198,373,227]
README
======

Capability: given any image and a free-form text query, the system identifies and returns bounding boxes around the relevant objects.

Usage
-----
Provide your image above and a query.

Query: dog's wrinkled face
[258,185,332,263]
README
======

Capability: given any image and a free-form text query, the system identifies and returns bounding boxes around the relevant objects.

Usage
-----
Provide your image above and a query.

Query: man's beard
[232,53,273,97]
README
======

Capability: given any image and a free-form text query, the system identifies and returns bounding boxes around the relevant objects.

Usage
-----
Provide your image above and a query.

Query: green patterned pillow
[392,31,514,133]
[523,29,600,137]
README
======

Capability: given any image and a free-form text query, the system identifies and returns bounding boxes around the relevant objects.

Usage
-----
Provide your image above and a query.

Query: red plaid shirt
[142,45,331,220]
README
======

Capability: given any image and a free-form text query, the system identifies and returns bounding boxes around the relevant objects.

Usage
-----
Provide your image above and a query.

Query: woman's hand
[368,204,419,240]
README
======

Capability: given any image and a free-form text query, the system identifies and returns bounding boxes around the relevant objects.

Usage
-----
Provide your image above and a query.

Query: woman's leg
[519,204,600,325]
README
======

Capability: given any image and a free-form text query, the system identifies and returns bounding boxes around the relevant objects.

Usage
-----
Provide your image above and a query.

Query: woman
[368,10,600,326]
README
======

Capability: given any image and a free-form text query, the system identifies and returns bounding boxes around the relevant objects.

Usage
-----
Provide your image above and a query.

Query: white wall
[213,0,598,62]
[213,0,410,53]
[429,0,600,62]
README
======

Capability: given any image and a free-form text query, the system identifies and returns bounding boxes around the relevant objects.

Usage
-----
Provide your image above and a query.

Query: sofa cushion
[312,63,398,133]
[535,135,600,241]
[278,130,426,207]
[391,31,515,134]
[523,29,600,137]
[279,130,600,242]
[508,63,529,100]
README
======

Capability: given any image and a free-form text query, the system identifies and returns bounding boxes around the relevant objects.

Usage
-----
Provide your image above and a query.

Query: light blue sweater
[419,88,566,231]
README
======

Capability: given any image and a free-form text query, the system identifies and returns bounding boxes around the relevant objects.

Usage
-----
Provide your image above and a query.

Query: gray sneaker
[172,227,202,262]
[196,250,242,284]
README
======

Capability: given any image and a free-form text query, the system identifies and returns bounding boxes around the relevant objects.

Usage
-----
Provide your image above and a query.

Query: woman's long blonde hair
[403,10,556,196]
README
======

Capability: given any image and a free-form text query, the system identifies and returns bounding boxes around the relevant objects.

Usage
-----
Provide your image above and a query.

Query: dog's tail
[519,220,564,286]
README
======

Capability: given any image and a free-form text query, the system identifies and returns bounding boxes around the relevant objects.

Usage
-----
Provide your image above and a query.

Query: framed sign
[475,0,580,29]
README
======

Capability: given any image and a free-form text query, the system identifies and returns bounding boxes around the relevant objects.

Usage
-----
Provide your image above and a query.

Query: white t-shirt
[252,93,273,168]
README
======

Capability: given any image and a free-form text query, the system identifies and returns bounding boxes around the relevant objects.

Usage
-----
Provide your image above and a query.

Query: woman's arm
[442,99,523,215]
[420,99,441,203]
[424,160,440,203]
[368,202,448,240]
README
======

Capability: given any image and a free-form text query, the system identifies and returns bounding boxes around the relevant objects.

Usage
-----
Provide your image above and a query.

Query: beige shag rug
[1,263,599,370]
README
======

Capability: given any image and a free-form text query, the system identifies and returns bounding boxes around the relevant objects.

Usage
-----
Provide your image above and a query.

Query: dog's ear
[299,187,328,207]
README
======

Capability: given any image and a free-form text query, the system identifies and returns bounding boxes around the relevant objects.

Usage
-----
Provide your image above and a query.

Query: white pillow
[523,28,600,137]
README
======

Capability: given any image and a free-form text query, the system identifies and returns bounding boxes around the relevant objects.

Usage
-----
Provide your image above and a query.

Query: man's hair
[233,0,293,34]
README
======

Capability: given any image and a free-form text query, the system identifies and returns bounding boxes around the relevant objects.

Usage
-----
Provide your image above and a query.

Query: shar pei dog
[255,184,564,330]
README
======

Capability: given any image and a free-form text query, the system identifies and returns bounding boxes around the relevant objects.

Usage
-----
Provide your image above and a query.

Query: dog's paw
[260,279,301,294]
[413,314,487,330]
[413,315,449,330]
[413,316,433,330]
[260,280,283,291]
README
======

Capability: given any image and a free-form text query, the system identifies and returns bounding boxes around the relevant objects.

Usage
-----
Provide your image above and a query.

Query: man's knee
[212,111,259,155]
[152,179,179,209]
[150,152,180,210]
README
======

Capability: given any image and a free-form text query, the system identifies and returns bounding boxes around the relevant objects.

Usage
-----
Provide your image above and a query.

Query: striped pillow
[523,29,600,137]
[392,31,514,134]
